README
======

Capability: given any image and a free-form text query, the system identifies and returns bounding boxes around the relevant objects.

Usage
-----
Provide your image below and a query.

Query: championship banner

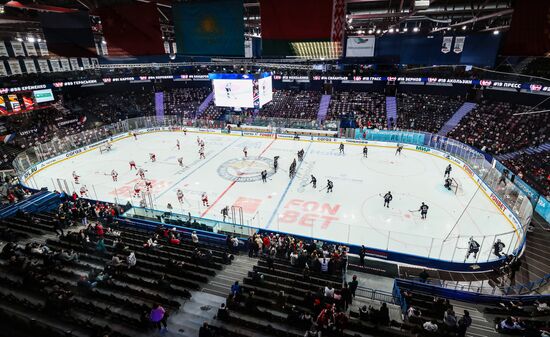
[60,58,70,71]
[453,36,465,54]
[346,36,375,57]
[441,36,453,53]
[38,41,49,56]
[90,58,99,68]
[173,0,245,56]
[24,59,37,73]
[7,59,22,75]
[0,96,7,115]
[11,41,25,56]
[0,62,7,77]
[8,94,21,113]
[99,2,164,56]
[69,58,80,70]
[24,42,37,56]
[163,41,170,54]
[171,42,177,54]
[49,59,61,72]
[0,41,8,57]
[81,57,90,69]
[38,59,50,73]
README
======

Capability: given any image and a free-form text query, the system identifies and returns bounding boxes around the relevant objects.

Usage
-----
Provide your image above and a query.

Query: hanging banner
[49,59,61,72]
[441,36,453,53]
[69,58,79,70]
[11,41,25,56]
[81,57,90,69]
[171,42,177,54]
[8,95,21,112]
[0,97,6,115]
[60,58,70,71]
[453,36,466,54]
[0,41,8,57]
[244,39,252,58]
[91,58,99,68]
[0,62,7,77]
[22,94,34,111]
[38,41,49,56]
[23,59,37,73]
[7,59,22,75]
[37,59,50,73]
[163,41,170,54]
[346,36,376,57]
[24,42,37,56]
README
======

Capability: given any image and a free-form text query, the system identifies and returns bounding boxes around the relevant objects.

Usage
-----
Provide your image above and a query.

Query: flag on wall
[502,0,550,56]
[0,97,7,115]
[260,0,346,57]
[173,0,244,56]
[40,11,96,57]
[98,2,164,56]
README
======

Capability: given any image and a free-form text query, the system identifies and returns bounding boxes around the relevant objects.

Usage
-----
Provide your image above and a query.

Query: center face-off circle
[217,157,275,182]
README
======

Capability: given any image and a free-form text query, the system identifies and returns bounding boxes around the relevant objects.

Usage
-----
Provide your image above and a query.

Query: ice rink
[25,131,520,262]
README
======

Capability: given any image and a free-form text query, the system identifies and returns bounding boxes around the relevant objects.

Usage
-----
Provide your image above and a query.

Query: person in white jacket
[127,251,137,268]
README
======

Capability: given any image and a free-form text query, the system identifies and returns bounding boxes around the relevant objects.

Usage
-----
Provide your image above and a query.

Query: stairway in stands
[197,92,214,116]
[385,96,397,129]
[438,102,477,136]
[201,255,257,298]
[316,94,331,123]
[495,141,550,161]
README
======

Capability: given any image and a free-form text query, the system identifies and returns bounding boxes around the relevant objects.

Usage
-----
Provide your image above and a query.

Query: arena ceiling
[0,0,513,39]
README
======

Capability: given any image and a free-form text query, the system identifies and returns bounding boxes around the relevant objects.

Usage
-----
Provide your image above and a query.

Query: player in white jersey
[196,136,201,146]
[201,193,209,207]
[133,183,141,197]
[72,171,80,184]
[199,148,205,159]
[111,169,118,182]
[137,168,146,179]
[79,185,88,197]
[177,157,184,167]
[177,189,184,203]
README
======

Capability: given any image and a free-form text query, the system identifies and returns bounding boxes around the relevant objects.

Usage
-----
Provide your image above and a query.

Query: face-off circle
[217,157,275,182]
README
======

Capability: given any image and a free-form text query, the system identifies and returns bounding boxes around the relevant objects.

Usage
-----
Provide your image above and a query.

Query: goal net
[99,142,113,154]
[451,178,462,195]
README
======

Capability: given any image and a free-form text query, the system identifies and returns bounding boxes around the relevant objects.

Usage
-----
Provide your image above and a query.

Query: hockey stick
[408,209,420,213]
[318,186,327,192]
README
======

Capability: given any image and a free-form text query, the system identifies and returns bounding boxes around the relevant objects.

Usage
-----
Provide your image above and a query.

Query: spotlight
[493,30,500,35]
[368,29,373,34]
[403,28,408,32]
[27,37,35,43]
[376,29,381,34]
[389,28,394,33]
[413,27,420,32]
[462,25,467,30]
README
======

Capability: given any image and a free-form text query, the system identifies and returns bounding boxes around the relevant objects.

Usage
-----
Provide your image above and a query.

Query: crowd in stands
[396,93,463,133]
[448,101,549,155]
[504,152,550,199]
[164,87,211,118]
[328,91,387,129]
[260,90,322,120]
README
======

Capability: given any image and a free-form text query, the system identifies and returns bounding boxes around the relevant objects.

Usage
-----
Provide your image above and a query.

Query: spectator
[191,231,199,245]
[379,302,390,326]
[348,275,358,297]
[198,322,213,337]
[126,251,136,268]
[423,320,439,332]
[457,310,472,337]
[149,303,168,332]
[419,269,429,283]
[444,308,457,330]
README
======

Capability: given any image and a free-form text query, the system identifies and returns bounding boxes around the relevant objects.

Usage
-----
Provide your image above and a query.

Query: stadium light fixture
[388,28,394,33]
[37,38,42,43]
[101,40,107,45]
[16,37,23,42]
[368,29,373,34]
[413,27,419,32]
[403,27,408,32]
[493,30,500,35]
[462,25,467,30]
[376,29,381,34]
[27,37,36,43]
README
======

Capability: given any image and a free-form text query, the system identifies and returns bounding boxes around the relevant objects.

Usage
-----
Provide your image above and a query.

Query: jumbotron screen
[209,73,272,109]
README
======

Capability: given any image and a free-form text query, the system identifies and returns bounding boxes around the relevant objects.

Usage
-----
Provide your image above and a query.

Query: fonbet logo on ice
[218,157,274,182]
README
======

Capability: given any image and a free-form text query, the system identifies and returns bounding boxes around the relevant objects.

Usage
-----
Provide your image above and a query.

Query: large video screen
[212,79,254,108]
[258,76,273,107]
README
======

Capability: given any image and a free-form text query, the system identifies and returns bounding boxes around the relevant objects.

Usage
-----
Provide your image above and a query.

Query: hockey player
[177,157,184,167]
[493,239,505,257]
[197,136,201,146]
[221,206,229,222]
[137,168,146,180]
[183,128,187,136]
[273,156,279,172]
[79,185,88,197]
[133,132,137,140]
[444,164,452,178]
[199,147,205,159]
[444,177,453,191]
[111,169,118,182]
[261,170,267,183]
[419,202,429,219]
[176,139,180,150]
[310,175,317,188]
[72,171,80,184]
[149,153,156,162]
[289,159,297,178]
[129,160,137,170]
[395,143,403,156]
[200,139,205,148]
[465,237,480,260]
[243,147,248,158]
[177,189,184,204]
[145,180,153,192]
[326,180,333,193]
[383,191,392,208]
[363,146,368,158]
[339,143,344,154]
[297,149,305,161]
[133,183,141,198]
[201,193,209,207]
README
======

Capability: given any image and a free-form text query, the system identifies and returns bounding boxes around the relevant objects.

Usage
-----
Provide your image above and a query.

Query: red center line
[200,138,277,217]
